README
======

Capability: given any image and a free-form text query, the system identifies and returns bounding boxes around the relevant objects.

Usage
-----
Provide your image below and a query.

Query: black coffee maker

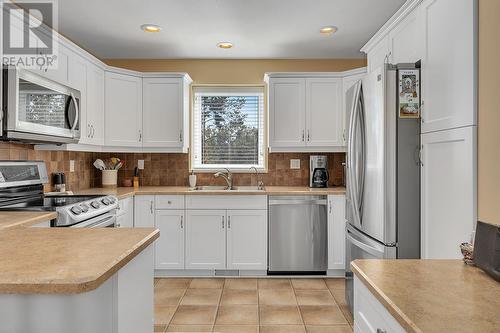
[310,155,329,188]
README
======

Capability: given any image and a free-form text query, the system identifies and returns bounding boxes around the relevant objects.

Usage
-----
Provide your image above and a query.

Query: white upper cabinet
[268,78,306,148]
[84,64,105,145]
[306,78,343,147]
[419,0,476,132]
[142,77,190,150]
[267,73,352,152]
[105,71,143,147]
[389,9,420,64]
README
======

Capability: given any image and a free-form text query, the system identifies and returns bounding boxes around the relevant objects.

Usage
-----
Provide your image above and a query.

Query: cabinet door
[185,210,226,269]
[420,0,476,132]
[367,35,390,74]
[117,197,134,228]
[328,195,346,270]
[155,210,185,269]
[226,210,267,270]
[306,78,343,147]
[105,72,143,147]
[84,64,105,145]
[34,35,69,85]
[134,195,155,228]
[421,127,475,259]
[388,9,421,64]
[142,78,184,148]
[269,78,306,148]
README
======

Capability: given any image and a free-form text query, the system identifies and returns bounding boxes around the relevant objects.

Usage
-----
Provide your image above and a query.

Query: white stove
[0,161,119,227]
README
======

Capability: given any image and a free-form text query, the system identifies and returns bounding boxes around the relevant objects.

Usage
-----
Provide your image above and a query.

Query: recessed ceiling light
[140,24,161,33]
[217,42,233,49]
[320,26,338,35]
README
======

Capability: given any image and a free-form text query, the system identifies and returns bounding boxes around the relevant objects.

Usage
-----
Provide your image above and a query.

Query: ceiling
[57,0,406,59]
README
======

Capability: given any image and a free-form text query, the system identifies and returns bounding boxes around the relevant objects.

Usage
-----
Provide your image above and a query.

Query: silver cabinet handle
[301,130,305,142]
[222,216,225,229]
[150,200,153,214]
[307,130,310,141]
[139,130,142,142]
[87,124,91,138]
[377,329,387,333]
[228,216,231,229]
[329,201,332,214]
[91,125,95,138]
[180,215,183,229]
[179,130,183,142]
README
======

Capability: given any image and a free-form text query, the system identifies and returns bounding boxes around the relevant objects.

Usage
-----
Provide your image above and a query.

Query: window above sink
[191,85,267,172]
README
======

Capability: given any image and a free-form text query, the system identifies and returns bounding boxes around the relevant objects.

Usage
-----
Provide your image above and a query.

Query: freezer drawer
[345,224,396,314]
[268,196,327,273]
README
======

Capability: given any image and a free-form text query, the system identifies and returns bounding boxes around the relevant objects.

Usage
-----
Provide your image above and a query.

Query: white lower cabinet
[134,195,155,228]
[328,195,346,270]
[185,210,226,270]
[117,197,134,228]
[155,210,185,269]
[226,210,267,270]
[354,275,405,333]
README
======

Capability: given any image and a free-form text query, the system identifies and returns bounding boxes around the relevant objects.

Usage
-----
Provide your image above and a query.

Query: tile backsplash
[0,142,345,190]
[92,152,345,188]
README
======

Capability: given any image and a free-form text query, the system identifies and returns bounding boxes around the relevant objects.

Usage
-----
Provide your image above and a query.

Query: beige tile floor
[154,277,353,333]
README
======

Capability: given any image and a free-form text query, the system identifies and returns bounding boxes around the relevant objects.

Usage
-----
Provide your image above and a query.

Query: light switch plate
[69,160,75,172]
[137,160,145,170]
[290,159,301,169]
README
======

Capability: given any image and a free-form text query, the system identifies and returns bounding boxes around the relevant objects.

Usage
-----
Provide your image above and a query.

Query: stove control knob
[108,197,116,204]
[101,198,110,205]
[70,206,82,215]
[80,203,89,213]
[91,201,101,209]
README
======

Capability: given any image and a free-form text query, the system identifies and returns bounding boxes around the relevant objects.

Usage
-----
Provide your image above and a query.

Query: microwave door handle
[69,92,79,135]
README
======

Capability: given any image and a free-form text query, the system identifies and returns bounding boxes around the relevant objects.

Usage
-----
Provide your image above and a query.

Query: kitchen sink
[190,185,265,192]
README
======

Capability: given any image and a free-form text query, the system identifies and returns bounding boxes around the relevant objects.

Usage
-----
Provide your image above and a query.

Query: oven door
[5,67,80,143]
[69,211,117,228]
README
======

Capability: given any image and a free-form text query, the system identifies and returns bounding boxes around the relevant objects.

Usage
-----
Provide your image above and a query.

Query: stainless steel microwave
[1,67,81,144]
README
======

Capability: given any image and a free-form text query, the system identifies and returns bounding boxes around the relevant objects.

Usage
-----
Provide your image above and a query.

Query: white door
[388,9,421,64]
[328,195,346,270]
[269,78,306,148]
[306,78,343,146]
[142,78,184,148]
[185,210,226,269]
[105,72,143,147]
[134,195,155,228]
[419,0,476,132]
[226,210,267,270]
[155,210,185,269]
[421,126,476,259]
[84,64,105,145]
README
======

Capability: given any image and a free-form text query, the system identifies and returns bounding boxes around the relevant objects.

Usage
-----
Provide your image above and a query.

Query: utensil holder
[102,170,118,187]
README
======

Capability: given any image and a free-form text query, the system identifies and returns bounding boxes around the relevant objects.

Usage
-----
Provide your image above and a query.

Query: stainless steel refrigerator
[345,63,421,313]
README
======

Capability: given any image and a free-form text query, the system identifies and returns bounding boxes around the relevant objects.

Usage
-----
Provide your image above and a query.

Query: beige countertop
[0,211,58,231]
[0,228,159,294]
[351,259,500,333]
[77,185,346,199]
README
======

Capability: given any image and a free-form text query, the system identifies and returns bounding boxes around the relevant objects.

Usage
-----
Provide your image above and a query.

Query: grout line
[291,278,306,327]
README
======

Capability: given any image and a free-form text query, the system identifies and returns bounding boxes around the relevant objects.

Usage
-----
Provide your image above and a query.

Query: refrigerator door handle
[346,92,360,228]
[350,85,363,228]
[357,93,367,214]
[347,229,384,257]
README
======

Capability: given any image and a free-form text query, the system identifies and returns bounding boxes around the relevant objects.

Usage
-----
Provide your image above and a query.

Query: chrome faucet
[214,168,233,190]
[251,166,265,190]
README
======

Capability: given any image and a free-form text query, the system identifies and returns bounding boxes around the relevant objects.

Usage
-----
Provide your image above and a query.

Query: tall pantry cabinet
[362,0,477,259]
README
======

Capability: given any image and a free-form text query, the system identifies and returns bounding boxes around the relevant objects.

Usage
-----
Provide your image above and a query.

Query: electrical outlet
[137,160,145,170]
[290,159,301,169]
[69,160,75,172]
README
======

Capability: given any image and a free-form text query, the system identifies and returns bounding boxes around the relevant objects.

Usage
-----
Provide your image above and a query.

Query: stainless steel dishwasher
[268,195,328,274]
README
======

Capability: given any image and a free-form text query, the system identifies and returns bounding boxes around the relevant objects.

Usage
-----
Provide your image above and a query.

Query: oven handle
[69,214,116,228]
[70,92,79,135]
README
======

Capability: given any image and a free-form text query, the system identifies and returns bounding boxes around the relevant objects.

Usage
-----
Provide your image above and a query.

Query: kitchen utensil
[93,159,106,170]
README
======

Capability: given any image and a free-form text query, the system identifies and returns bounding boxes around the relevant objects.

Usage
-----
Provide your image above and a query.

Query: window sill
[190,168,268,174]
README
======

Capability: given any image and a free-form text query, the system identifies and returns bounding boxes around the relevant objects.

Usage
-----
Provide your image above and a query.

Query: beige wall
[103,59,366,84]
[478,0,500,225]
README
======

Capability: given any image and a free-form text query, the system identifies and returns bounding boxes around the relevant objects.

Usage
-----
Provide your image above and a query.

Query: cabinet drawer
[354,276,405,333]
[155,195,185,210]
[186,195,267,210]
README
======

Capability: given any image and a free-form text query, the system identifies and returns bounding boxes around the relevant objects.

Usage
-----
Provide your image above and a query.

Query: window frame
[190,84,268,173]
